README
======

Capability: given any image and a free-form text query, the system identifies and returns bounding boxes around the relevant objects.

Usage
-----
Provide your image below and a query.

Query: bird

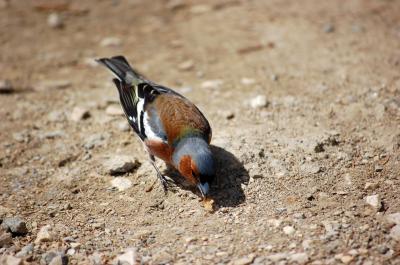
[97,56,215,198]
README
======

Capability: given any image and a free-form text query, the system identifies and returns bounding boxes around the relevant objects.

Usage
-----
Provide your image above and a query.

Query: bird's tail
[97,56,143,138]
[96,55,143,85]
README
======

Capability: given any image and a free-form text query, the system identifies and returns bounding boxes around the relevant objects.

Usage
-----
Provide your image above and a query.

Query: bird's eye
[191,169,197,177]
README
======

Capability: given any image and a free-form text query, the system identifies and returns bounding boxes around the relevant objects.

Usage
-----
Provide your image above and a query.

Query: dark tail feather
[97,56,142,83]
[112,78,143,139]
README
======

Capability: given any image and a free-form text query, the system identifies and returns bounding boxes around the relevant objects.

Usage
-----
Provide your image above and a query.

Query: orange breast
[144,139,173,163]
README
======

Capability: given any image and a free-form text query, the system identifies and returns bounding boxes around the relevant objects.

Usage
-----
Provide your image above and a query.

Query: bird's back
[151,93,212,147]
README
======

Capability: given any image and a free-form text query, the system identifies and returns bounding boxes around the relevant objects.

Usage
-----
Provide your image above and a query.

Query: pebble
[364,194,381,211]
[265,253,287,262]
[48,254,68,265]
[335,254,353,264]
[0,232,12,247]
[15,243,34,258]
[104,155,140,175]
[267,219,282,228]
[100,37,122,47]
[293,212,305,219]
[390,225,400,241]
[70,106,90,121]
[0,79,13,94]
[35,225,54,244]
[36,80,71,90]
[271,74,279,81]
[385,212,400,226]
[299,163,321,175]
[0,255,22,265]
[232,254,255,265]
[377,245,389,254]
[114,248,138,265]
[249,95,268,109]
[283,225,296,235]
[364,182,379,190]
[289,253,309,264]
[166,0,186,11]
[111,177,133,191]
[178,60,194,71]
[84,133,108,149]
[201,79,223,90]
[117,121,130,132]
[47,13,63,29]
[41,251,57,265]
[89,252,102,265]
[1,217,28,235]
[374,165,383,172]
[240,77,256,86]
[105,104,124,116]
[190,4,212,14]
[323,23,335,33]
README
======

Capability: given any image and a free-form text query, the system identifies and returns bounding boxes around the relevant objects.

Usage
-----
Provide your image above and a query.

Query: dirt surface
[1,0,400,264]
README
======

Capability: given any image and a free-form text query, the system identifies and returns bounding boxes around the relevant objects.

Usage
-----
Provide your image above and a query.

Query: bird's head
[172,137,215,197]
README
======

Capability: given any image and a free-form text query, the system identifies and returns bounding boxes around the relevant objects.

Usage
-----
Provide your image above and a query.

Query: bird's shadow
[164,145,249,208]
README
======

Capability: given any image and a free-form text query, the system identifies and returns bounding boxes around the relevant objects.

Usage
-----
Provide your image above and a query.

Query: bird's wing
[153,94,212,146]
[114,80,172,143]
[98,56,179,142]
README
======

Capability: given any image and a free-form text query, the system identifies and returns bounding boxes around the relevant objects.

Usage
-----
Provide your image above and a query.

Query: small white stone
[250,95,268,109]
[283,225,296,235]
[386,213,400,226]
[70,107,90,121]
[178,60,194,71]
[390,225,400,241]
[241,77,256,85]
[47,13,63,29]
[201,79,223,90]
[117,121,130,132]
[365,194,381,210]
[111,177,133,191]
[1,255,22,265]
[35,225,53,244]
[105,104,124,116]
[100,37,122,47]
[0,79,13,93]
[289,253,309,264]
[114,248,138,265]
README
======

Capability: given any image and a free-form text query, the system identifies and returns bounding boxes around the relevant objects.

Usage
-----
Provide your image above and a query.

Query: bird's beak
[197,182,210,198]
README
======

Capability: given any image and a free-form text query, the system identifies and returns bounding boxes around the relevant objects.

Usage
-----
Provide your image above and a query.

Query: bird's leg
[148,154,168,193]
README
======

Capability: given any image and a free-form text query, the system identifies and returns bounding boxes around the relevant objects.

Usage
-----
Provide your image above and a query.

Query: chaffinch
[97,56,215,197]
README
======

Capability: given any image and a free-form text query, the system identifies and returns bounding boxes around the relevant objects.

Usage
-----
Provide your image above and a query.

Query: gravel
[114,248,138,265]
[365,194,382,211]
[111,177,133,191]
[0,232,12,247]
[35,225,54,244]
[0,79,13,94]
[1,217,28,235]
[70,107,90,121]
[249,95,268,109]
[47,13,63,29]
[104,155,140,175]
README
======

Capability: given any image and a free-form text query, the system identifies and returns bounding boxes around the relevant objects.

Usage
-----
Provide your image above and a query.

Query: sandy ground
[1,0,400,264]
